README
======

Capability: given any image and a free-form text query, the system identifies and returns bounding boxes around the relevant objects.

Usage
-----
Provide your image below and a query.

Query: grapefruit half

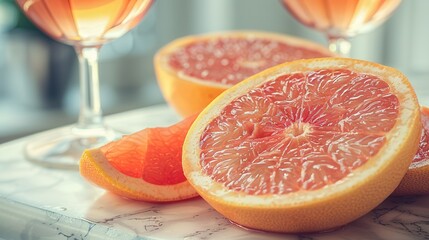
[394,106,429,195]
[182,58,421,233]
[154,31,335,117]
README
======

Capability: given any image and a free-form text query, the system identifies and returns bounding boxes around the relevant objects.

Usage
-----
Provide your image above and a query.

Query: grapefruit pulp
[394,106,429,195]
[155,31,335,117]
[182,58,421,233]
[79,115,199,202]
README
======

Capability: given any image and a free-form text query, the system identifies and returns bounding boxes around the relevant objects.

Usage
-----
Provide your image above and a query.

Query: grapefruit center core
[285,123,311,138]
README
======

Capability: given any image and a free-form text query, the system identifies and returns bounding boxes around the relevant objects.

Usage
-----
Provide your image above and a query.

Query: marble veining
[0,105,428,240]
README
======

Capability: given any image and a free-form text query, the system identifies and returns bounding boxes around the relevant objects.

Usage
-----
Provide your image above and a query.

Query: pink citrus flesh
[168,36,333,85]
[100,115,197,185]
[414,107,429,164]
[200,68,399,194]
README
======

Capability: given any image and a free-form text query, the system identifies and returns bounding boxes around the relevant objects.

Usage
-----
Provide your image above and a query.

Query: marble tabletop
[1,104,429,240]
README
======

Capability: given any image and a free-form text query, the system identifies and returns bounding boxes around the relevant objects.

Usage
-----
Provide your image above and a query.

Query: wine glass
[281,0,401,57]
[16,0,154,169]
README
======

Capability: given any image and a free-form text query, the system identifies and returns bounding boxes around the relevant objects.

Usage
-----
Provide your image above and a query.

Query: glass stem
[75,46,104,131]
[328,36,351,57]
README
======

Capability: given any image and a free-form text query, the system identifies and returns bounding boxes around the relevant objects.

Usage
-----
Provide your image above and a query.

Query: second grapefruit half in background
[154,31,335,117]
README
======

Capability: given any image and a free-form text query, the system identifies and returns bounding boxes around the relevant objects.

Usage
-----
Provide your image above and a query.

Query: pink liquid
[282,0,401,37]
[16,0,154,46]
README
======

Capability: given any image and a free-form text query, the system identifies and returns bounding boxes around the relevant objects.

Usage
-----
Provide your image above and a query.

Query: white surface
[0,105,428,240]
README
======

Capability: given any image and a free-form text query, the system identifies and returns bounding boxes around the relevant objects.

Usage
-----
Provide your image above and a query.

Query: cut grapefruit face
[394,106,429,196]
[155,31,335,117]
[182,58,421,233]
[79,115,199,202]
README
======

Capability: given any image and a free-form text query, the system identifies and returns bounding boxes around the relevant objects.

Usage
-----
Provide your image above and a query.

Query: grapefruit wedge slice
[182,58,421,233]
[394,106,429,195]
[155,31,335,117]
[80,115,199,202]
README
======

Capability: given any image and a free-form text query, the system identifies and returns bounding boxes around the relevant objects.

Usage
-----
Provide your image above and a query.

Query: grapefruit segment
[80,115,199,202]
[183,58,421,233]
[394,106,429,195]
[155,31,336,117]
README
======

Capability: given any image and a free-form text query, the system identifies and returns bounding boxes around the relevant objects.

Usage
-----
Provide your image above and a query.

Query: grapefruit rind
[182,58,421,232]
[394,163,429,196]
[154,31,335,117]
[80,149,199,202]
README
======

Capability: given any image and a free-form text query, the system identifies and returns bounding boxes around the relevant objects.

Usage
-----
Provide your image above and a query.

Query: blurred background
[0,0,428,143]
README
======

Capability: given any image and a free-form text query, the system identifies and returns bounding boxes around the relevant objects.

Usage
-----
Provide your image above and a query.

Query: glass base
[24,126,122,170]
